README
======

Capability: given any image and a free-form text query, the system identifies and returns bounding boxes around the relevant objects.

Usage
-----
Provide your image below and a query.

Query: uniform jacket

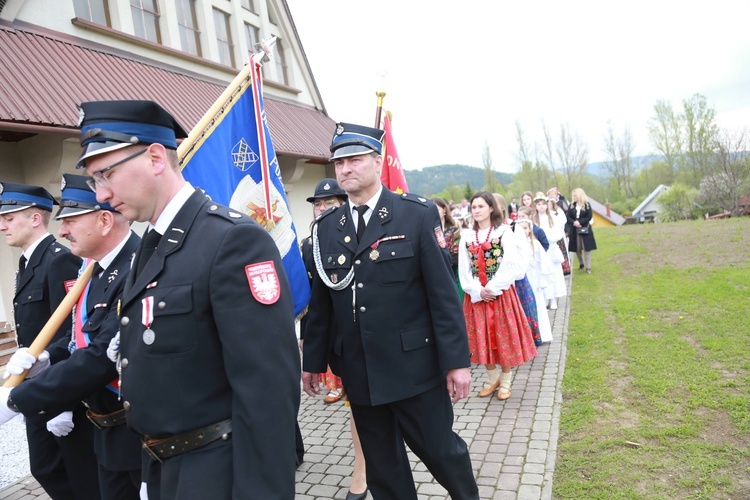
[566,202,598,252]
[14,234,81,353]
[118,189,300,498]
[12,232,142,471]
[303,188,471,406]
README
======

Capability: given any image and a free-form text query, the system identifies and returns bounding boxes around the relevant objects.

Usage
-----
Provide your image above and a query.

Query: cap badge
[77,106,85,127]
[60,177,67,190]
[0,184,4,195]
[323,183,331,191]
[335,125,345,136]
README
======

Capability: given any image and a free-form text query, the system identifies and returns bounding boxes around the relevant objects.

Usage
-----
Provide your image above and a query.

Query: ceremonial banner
[180,59,311,317]
[381,113,409,193]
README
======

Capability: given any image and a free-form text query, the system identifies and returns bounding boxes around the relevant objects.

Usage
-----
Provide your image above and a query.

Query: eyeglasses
[86,148,147,192]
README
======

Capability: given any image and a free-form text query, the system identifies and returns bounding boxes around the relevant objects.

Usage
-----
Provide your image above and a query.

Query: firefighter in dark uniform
[301,123,479,499]
[0,182,101,500]
[0,174,143,499]
[75,100,301,499]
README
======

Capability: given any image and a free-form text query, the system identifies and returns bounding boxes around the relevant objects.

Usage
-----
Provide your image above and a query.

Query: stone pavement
[0,278,571,500]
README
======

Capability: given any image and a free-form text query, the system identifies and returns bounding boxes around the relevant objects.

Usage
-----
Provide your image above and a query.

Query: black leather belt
[87,408,127,429]
[142,419,232,463]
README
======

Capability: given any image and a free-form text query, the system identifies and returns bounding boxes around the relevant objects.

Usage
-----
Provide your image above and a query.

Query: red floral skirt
[463,285,537,367]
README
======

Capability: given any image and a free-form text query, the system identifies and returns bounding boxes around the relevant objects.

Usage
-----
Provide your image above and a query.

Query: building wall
[0,0,334,330]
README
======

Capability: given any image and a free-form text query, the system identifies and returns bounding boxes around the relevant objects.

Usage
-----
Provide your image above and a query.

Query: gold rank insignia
[344,236,351,243]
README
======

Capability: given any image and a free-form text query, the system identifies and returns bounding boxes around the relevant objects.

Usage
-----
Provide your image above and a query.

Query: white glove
[0,387,20,426]
[107,331,120,363]
[3,348,50,379]
[46,411,74,437]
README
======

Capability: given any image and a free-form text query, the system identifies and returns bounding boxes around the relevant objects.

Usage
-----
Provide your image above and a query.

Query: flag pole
[3,263,96,388]
[374,91,386,129]
[178,37,277,165]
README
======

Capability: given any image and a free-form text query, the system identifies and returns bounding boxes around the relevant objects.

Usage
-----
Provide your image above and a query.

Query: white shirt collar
[349,185,383,219]
[23,233,52,263]
[96,231,134,272]
[151,183,195,235]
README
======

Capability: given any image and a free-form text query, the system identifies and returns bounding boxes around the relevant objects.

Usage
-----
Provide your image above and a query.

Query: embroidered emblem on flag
[246,261,281,304]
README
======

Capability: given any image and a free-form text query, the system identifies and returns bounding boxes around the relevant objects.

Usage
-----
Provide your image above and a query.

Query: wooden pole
[374,91,386,129]
[3,262,95,388]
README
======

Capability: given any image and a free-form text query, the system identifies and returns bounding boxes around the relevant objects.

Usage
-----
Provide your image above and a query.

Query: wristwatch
[6,395,19,413]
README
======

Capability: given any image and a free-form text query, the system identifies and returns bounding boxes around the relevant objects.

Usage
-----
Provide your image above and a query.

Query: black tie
[91,262,103,286]
[15,255,26,293]
[355,206,368,242]
[135,229,161,277]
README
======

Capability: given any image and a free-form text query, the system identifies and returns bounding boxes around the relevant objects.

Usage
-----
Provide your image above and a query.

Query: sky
[285,0,750,174]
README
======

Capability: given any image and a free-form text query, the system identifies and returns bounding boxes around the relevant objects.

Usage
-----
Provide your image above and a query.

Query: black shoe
[578,264,585,270]
[346,488,368,500]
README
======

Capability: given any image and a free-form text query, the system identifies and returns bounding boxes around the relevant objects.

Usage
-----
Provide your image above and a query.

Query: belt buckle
[142,441,163,463]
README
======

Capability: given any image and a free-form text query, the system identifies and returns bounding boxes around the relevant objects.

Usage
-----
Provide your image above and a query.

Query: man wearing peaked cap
[78,100,301,499]
[0,181,101,499]
[0,174,143,499]
[303,123,479,499]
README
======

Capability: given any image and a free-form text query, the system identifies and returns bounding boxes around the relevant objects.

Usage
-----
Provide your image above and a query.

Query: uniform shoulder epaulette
[47,241,66,253]
[315,204,342,222]
[205,203,247,224]
[398,192,430,206]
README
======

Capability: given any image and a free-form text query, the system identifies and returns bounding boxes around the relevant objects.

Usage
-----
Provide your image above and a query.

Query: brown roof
[0,22,334,162]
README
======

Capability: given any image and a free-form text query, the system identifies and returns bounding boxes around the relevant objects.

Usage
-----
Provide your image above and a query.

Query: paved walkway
[0,278,571,499]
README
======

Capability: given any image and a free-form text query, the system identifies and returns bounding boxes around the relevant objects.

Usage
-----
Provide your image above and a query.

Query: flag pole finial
[374,91,386,128]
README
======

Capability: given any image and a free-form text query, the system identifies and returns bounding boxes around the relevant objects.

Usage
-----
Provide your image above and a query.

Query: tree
[698,128,750,215]
[658,183,699,221]
[463,182,474,200]
[603,121,636,197]
[482,141,499,193]
[682,93,718,186]
[556,123,589,195]
[648,99,682,182]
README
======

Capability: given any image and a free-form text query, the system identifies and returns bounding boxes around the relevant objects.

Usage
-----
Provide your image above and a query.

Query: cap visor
[76,142,133,169]
[329,145,377,161]
[55,206,96,220]
[0,205,32,215]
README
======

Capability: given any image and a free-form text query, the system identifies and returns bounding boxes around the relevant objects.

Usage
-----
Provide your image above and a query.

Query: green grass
[554,218,750,499]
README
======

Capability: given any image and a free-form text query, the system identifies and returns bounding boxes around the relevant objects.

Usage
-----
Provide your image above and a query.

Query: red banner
[381,114,409,194]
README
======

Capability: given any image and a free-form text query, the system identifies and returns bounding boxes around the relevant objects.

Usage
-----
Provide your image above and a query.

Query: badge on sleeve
[64,279,77,293]
[245,261,281,305]
[434,226,447,249]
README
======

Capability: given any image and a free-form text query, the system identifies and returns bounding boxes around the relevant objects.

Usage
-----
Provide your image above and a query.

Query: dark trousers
[351,383,478,500]
[98,465,140,500]
[158,439,232,500]
[27,407,101,500]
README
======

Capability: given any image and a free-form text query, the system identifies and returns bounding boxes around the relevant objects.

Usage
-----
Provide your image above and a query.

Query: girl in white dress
[533,193,567,310]
[515,218,553,343]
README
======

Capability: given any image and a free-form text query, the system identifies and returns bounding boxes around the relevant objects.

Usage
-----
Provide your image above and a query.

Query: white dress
[537,212,567,300]
[523,236,553,343]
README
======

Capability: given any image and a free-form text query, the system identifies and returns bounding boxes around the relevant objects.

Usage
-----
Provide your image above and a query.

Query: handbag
[576,225,590,235]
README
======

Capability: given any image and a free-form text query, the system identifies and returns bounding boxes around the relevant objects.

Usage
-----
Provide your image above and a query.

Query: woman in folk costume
[533,193,568,310]
[515,218,554,343]
[459,192,537,401]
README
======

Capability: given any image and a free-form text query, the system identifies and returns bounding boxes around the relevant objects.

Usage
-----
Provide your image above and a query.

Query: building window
[176,0,201,56]
[131,0,161,44]
[241,0,257,14]
[213,9,235,67]
[244,23,260,61]
[74,0,111,26]
[273,39,288,85]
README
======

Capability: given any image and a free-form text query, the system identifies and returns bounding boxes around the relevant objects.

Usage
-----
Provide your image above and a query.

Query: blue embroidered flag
[181,59,310,317]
